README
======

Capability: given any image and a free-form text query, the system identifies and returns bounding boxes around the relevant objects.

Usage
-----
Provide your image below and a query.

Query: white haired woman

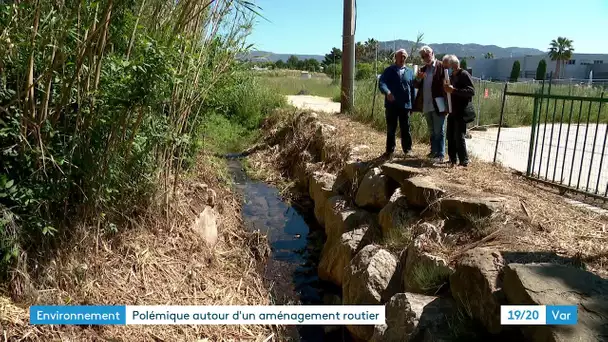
[442,54,474,167]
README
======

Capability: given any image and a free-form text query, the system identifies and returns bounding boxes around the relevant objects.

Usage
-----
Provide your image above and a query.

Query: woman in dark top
[442,55,475,167]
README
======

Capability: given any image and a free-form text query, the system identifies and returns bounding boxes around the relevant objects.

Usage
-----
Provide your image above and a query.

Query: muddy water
[227,159,352,342]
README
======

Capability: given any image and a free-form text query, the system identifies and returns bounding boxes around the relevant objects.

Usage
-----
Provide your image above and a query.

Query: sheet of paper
[444,69,453,113]
[435,97,447,113]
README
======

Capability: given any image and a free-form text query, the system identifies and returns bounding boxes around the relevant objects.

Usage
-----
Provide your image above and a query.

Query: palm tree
[484,52,494,59]
[548,37,574,79]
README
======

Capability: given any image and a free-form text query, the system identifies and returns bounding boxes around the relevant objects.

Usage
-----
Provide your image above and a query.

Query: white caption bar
[500,305,546,325]
[125,305,385,325]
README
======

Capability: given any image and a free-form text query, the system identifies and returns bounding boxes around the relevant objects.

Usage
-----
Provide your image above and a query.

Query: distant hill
[245,50,324,63]
[378,40,545,58]
[242,41,545,63]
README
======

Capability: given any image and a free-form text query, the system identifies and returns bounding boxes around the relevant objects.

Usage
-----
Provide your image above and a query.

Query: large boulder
[450,248,506,334]
[313,123,337,161]
[378,188,417,237]
[318,223,379,286]
[332,161,371,198]
[439,197,505,219]
[355,167,399,210]
[401,176,445,208]
[192,206,218,247]
[289,152,314,190]
[371,293,457,342]
[402,236,452,294]
[344,245,398,341]
[308,172,337,226]
[503,263,608,342]
[323,196,373,242]
[381,163,425,186]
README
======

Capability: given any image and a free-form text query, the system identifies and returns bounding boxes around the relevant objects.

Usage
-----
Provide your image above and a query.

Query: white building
[467,53,608,81]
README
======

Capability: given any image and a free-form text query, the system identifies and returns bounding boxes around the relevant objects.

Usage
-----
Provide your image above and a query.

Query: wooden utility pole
[340,0,355,113]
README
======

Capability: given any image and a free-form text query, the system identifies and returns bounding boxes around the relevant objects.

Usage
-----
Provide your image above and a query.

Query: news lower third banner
[29,305,385,326]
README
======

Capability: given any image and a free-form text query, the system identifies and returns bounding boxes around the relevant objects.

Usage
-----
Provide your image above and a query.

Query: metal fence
[486,77,608,199]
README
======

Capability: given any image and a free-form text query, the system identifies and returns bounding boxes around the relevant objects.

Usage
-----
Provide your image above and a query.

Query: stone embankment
[259,111,608,342]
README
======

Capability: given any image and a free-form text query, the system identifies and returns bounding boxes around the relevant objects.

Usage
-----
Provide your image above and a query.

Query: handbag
[462,101,476,123]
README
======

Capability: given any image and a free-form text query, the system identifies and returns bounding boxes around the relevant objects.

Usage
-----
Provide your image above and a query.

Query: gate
[495,79,607,199]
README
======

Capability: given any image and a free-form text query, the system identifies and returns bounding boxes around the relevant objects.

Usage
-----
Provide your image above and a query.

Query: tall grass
[351,78,428,142]
[0,0,281,273]
[256,71,340,98]
[350,77,607,143]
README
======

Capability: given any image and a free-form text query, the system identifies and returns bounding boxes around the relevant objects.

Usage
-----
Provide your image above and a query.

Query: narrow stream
[227,159,352,342]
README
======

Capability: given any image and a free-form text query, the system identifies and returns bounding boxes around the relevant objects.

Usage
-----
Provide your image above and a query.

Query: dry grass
[279,110,608,278]
[1,155,280,342]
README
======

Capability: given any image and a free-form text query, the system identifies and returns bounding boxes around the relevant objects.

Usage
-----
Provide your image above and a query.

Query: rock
[381,163,425,185]
[290,154,313,190]
[332,161,371,197]
[318,223,379,286]
[352,145,370,153]
[206,188,217,208]
[314,123,337,159]
[355,167,399,209]
[439,197,505,219]
[401,176,445,208]
[412,222,442,244]
[308,172,337,226]
[344,245,398,341]
[371,293,457,342]
[503,263,608,342]
[323,293,343,334]
[450,248,506,334]
[192,206,218,247]
[323,196,373,242]
[402,236,452,294]
[378,188,416,237]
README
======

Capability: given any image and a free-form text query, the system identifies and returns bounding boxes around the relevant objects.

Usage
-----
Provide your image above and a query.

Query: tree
[356,63,373,80]
[548,37,574,79]
[461,58,468,70]
[484,52,494,59]
[324,63,342,79]
[510,60,521,82]
[322,48,342,67]
[295,59,305,70]
[274,59,286,69]
[286,55,299,69]
[536,59,547,80]
[304,58,320,72]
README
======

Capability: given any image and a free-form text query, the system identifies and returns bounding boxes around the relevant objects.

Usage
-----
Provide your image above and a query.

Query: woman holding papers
[442,55,475,167]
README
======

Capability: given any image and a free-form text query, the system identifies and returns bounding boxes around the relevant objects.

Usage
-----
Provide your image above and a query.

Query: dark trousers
[447,115,469,164]
[385,106,412,154]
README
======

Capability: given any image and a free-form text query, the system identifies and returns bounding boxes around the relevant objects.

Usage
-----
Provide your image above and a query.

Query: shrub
[355,63,374,80]
[536,59,547,80]
[0,0,280,273]
[510,61,521,82]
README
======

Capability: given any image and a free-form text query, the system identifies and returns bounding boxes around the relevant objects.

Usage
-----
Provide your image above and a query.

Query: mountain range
[378,40,545,59]
[245,40,546,62]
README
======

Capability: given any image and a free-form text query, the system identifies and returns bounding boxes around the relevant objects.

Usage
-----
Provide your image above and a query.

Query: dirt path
[284,96,608,277]
[287,95,340,114]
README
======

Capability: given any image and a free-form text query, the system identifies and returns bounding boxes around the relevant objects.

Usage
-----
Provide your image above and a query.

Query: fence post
[476,78,482,127]
[493,82,509,164]
[526,93,539,176]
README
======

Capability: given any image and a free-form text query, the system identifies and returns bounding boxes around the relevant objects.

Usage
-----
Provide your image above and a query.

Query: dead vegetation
[1,155,279,342]
[255,109,608,278]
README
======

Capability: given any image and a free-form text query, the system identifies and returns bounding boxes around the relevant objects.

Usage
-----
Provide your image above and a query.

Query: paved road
[468,123,608,195]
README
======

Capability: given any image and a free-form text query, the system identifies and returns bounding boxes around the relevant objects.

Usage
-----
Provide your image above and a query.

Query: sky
[247,0,608,56]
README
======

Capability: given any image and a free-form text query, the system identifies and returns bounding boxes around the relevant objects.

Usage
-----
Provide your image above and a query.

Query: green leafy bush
[0,0,280,273]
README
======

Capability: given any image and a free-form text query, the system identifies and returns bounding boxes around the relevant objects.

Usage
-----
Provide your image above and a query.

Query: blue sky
[247,0,608,55]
